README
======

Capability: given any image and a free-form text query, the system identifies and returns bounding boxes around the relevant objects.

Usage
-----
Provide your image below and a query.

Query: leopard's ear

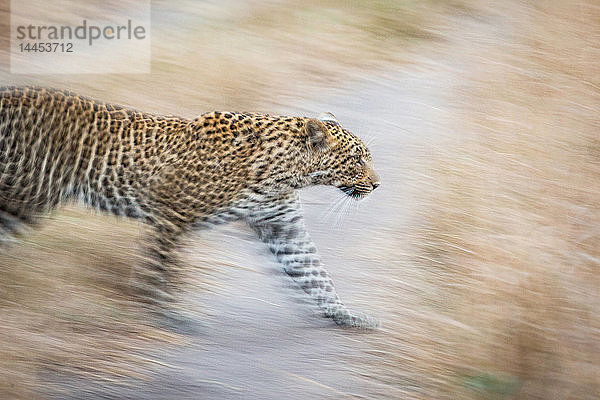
[318,112,339,125]
[305,119,334,152]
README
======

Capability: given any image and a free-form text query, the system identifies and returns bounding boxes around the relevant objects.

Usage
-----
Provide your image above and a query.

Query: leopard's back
[0,87,182,224]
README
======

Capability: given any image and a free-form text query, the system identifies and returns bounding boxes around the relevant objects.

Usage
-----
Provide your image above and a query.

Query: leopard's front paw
[332,310,380,330]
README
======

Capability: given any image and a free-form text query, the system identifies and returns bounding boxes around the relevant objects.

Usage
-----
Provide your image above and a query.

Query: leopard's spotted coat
[0,87,380,329]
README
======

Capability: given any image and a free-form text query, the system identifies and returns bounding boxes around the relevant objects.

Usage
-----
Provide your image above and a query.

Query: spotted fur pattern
[0,87,380,329]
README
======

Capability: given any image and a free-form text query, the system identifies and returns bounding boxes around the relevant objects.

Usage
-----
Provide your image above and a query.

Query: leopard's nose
[372,182,380,190]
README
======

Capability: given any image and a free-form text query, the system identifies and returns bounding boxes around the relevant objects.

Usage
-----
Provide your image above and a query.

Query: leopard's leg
[0,161,39,244]
[0,208,29,245]
[129,221,201,332]
[130,213,218,334]
[247,192,379,329]
[0,164,47,246]
[130,222,184,306]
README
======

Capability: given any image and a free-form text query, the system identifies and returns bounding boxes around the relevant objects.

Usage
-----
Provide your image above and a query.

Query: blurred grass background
[413,1,600,397]
[0,0,599,399]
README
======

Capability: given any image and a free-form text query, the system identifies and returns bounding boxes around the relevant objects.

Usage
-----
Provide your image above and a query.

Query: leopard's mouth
[337,185,369,200]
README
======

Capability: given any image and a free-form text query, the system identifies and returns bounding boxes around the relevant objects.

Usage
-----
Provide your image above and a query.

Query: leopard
[0,86,381,329]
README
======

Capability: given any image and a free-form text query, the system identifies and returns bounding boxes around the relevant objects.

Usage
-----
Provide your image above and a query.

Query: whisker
[321,192,348,223]
[333,197,350,229]
[332,198,351,229]
[334,195,359,229]
[365,135,377,148]
[363,127,377,148]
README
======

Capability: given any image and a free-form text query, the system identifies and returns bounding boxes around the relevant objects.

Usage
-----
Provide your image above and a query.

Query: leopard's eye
[354,155,364,166]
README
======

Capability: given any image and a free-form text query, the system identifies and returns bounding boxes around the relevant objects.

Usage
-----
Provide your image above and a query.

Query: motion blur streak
[0,0,598,399]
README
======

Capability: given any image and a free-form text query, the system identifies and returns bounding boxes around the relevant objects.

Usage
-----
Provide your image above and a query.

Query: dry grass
[0,0,471,113]
[397,1,600,398]
[0,209,187,399]
[0,1,473,398]
[2,0,598,399]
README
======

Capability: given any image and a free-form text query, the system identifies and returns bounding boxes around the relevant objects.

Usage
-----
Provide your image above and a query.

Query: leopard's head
[302,113,380,199]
